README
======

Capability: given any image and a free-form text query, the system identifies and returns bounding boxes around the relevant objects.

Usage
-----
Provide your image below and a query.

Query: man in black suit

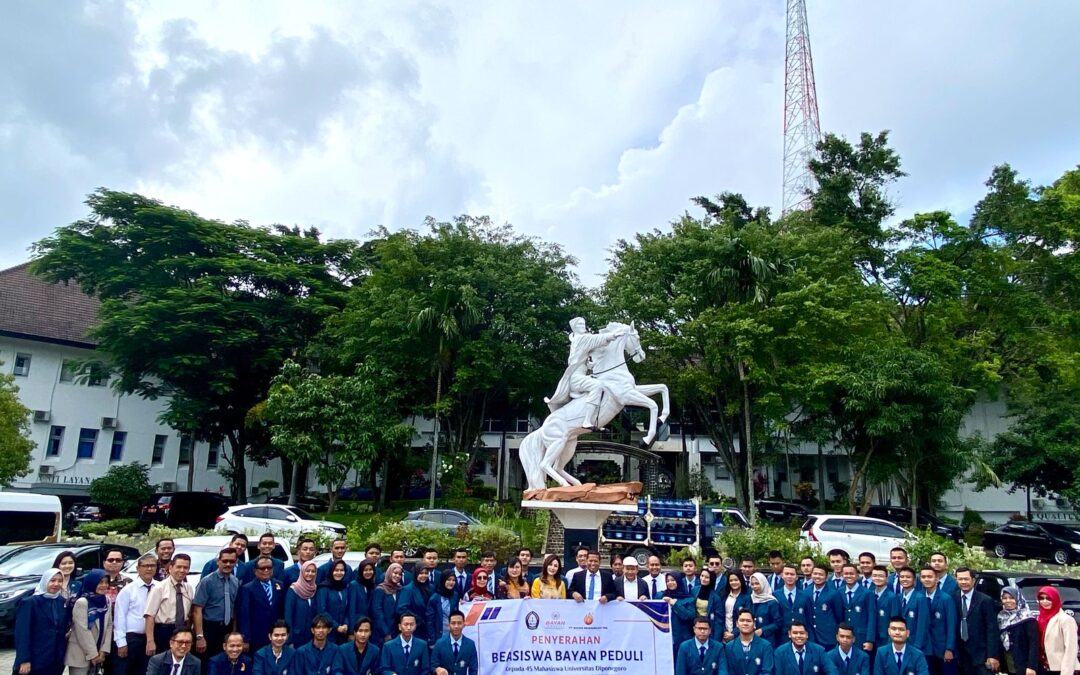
[954,567,999,675]
[613,557,650,601]
[569,550,617,603]
[145,627,201,675]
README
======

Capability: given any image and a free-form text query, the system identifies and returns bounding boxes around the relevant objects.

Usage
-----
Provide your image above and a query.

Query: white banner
[461,599,674,675]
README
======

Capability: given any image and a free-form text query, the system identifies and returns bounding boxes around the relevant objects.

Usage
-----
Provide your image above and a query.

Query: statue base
[522,483,643,562]
[522,481,642,505]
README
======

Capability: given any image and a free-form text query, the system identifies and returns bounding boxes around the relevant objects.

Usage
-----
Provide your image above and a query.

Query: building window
[206,442,219,468]
[515,418,531,433]
[47,426,65,457]
[109,431,126,462]
[13,353,31,377]
[76,428,98,459]
[87,363,108,387]
[151,434,167,465]
[59,360,77,382]
[178,435,193,465]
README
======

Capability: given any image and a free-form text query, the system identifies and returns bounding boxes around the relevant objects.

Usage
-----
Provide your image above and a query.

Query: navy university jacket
[332,641,381,675]
[675,637,726,675]
[237,579,286,652]
[774,641,828,675]
[824,646,871,675]
[378,637,430,675]
[798,586,845,649]
[723,636,776,675]
[896,590,929,651]
[920,590,956,659]
[295,640,338,675]
[252,644,295,675]
[207,653,253,675]
[431,634,480,675]
[837,584,872,645]
[869,590,900,648]
[872,646,930,675]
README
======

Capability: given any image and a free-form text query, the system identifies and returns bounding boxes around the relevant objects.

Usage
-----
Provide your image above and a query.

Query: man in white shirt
[643,555,665,600]
[114,553,159,675]
[564,546,590,588]
[615,557,649,601]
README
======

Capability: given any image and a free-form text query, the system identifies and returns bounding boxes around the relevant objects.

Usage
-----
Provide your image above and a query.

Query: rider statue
[545,317,627,429]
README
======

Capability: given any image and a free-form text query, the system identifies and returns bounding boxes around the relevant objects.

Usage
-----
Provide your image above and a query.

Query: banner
[461,599,674,675]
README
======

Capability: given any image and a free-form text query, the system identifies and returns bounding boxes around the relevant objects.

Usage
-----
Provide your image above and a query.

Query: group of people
[13,537,1079,675]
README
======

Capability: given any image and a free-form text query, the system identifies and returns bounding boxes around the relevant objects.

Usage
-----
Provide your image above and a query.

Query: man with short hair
[610,552,624,579]
[896,568,928,651]
[869,565,899,650]
[682,557,700,596]
[421,547,442,588]
[569,550,617,603]
[778,564,806,631]
[917,567,956,675]
[295,615,336,674]
[872,618,929,675]
[318,539,355,585]
[480,551,497,594]
[253,620,294,675]
[887,549,909,595]
[432,610,478,675]
[827,550,849,589]
[153,538,175,581]
[104,548,131,601]
[283,538,318,588]
[334,617,379,675]
[775,620,827,675]
[145,627,201,675]
[614,557,649,601]
[857,553,876,590]
[675,617,724,675]
[644,555,665,600]
[379,612,429,675]
[826,623,871,675]
[391,549,414,586]
[517,548,536,586]
[565,546,590,587]
[365,543,386,584]
[767,551,785,591]
[243,533,285,583]
[449,548,470,598]
[740,557,758,581]
[839,563,873,652]
[722,609,774,675]
[113,553,158,675]
[202,534,248,578]
[237,555,286,653]
[953,568,998,675]
[799,557,815,591]
[192,548,241,662]
[144,553,195,657]
[207,632,251,675]
[928,553,957,597]
[799,563,845,649]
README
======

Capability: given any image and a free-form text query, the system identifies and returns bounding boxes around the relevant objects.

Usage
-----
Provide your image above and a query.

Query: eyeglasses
[171,640,193,646]
[256,566,273,571]
[106,558,124,563]
[476,575,488,581]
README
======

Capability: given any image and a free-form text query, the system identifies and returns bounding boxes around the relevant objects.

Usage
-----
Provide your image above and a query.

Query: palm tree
[413,285,481,508]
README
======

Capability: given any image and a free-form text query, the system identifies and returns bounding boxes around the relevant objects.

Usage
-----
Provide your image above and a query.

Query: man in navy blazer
[333,618,380,675]
[873,617,930,675]
[378,612,429,675]
[869,566,900,649]
[569,551,618,603]
[800,564,846,649]
[895,568,929,652]
[953,568,999,675]
[237,556,286,653]
[253,621,295,675]
[723,609,776,675]
[775,620,828,675]
[826,624,872,675]
[917,568,956,675]
[676,617,726,675]
[432,610,478,675]
[838,564,874,650]
[778,564,808,631]
[241,533,286,582]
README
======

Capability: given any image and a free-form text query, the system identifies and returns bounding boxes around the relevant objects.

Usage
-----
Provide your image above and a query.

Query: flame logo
[583,613,594,625]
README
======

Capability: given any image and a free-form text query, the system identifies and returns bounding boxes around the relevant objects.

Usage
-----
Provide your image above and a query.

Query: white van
[0,492,63,544]
[799,514,911,561]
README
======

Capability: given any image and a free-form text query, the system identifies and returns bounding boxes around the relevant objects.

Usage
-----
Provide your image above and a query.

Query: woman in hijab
[349,560,377,625]
[748,572,782,646]
[463,567,495,602]
[395,563,433,641]
[64,569,112,675]
[316,559,352,644]
[709,570,750,642]
[497,558,530,600]
[51,550,80,599]
[285,560,318,647]
[14,568,68,675]
[998,586,1039,675]
[661,572,695,662]
[371,562,403,644]
[427,571,460,644]
[1035,586,1079,675]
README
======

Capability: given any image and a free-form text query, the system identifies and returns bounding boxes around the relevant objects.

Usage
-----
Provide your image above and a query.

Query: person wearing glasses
[103,549,131,603]
[145,627,201,675]
[191,548,241,663]
[237,555,286,653]
[463,568,494,602]
[113,554,159,675]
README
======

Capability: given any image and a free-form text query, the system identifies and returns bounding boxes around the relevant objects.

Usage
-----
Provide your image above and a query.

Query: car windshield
[0,547,66,577]
[1018,581,1080,604]
[283,506,316,520]
[1038,523,1080,542]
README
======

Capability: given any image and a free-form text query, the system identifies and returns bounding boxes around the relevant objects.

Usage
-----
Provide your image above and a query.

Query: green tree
[88,462,153,517]
[0,363,34,486]
[31,190,359,499]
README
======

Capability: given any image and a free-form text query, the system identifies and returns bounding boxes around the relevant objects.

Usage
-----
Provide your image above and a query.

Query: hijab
[377,563,403,595]
[412,563,432,602]
[697,571,715,601]
[998,586,1034,650]
[469,568,494,600]
[1036,585,1061,640]
[437,573,458,599]
[662,572,688,600]
[750,572,777,604]
[35,568,64,597]
[77,569,110,629]
[291,561,318,600]
[356,561,376,591]
[320,560,349,591]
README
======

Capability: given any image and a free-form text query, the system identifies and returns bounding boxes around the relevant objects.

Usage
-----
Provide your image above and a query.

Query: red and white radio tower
[782,0,822,215]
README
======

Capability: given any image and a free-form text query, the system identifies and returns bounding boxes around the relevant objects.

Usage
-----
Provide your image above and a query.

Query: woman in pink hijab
[1035,586,1078,675]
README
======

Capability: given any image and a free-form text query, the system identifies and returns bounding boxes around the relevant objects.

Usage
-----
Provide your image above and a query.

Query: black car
[64,504,106,532]
[982,521,1080,565]
[756,499,809,525]
[864,505,964,543]
[0,542,140,636]
[139,492,231,530]
[976,571,1080,617]
[267,494,330,512]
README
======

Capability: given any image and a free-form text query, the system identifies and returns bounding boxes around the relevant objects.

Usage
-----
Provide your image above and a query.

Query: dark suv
[139,492,231,530]
[864,505,963,543]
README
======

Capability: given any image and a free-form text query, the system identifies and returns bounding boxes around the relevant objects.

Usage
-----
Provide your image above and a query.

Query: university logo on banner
[462,599,674,675]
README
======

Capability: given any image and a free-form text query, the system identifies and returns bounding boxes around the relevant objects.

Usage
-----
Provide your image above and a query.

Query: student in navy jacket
[378,612,430,675]
[253,620,295,675]
[282,538,318,589]
[295,615,338,675]
[873,617,930,675]
[395,564,434,641]
[826,623,872,675]
[201,534,249,579]
[928,554,958,598]
[801,565,846,649]
[774,620,828,675]
[777,565,809,634]
[332,618,381,675]
[869,566,901,649]
[14,568,68,675]
[316,560,354,645]
[895,568,929,652]
[349,561,377,627]
[371,563,404,644]
[749,572,783,646]
[426,572,461,644]
[916,567,956,675]
[676,617,726,675]
[285,561,318,647]
[207,633,253,675]
[241,533,286,582]
[710,570,752,642]
[723,609,776,675]
[838,564,874,650]
[431,610,479,675]
[237,556,286,653]
[953,568,1000,675]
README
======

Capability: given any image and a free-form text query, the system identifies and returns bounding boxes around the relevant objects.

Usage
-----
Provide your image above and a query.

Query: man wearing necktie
[768,551,786,592]
[569,551,616,603]
[872,618,929,675]
[114,554,160,675]
[193,548,241,663]
[675,617,724,675]
[826,624,870,675]
[379,613,429,675]
[144,554,194,658]
[237,555,286,653]
[779,565,806,632]
[953,569,998,675]
[775,620,827,675]
[828,551,849,590]
[804,564,845,650]
[722,610,775,675]
[144,628,201,675]
[839,564,873,652]
[432,610,478,675]
[868,565,900,652]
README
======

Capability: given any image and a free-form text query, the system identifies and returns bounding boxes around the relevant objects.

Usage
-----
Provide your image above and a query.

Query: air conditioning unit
[162,481,178,492]
[38,465,55,476]
[101,417,118,429]
[33,410,50,423]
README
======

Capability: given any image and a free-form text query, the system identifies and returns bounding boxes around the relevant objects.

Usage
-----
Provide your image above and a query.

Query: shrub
[960,508,985,529]
[964,522,990,547]
[360,520,521,560]
[88,463,153,517]
[80,518,139,535]
[713,522,818,566]
[900,529,993,571]
[666,546,703,569]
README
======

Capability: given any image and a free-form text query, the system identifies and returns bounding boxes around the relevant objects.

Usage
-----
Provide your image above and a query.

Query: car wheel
[1053,548,1070,565]
[993,544,1009,559]
[627,547,652,567]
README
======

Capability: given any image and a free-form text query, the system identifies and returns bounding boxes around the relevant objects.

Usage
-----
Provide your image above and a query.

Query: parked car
[401,509,481,532]
[139,492,232,530]
[0,542,140,636]
[213,504,346,541]
[267,494,330,512]
[0,492,62,545]
[800,514,911,560]
[756,499,809,525]
[864,505,964,543]
[975,571,1080,617]
[123,535,293,587]
[64,504,107,532]
[982,521,1080,565]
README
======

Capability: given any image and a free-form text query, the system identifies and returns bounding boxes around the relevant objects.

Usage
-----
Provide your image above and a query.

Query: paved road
[0,649,13,671]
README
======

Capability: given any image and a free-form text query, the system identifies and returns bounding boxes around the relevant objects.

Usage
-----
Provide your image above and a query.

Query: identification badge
[755,657,761,665]
[855,606,861,613]
[934,611,941,619]
[813,666,819,672]
[822,604,828,611]
[460,661,466,668]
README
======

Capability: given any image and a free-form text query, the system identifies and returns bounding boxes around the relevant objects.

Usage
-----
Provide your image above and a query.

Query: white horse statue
[519,321,670,491]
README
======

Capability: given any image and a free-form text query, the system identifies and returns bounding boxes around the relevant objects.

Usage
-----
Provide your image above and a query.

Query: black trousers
[152,623,179,654]
[111,632,148,675]
[200,620,230,674]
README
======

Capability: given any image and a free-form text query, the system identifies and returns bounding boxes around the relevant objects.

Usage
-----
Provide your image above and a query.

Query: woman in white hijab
[749,571,782,646]
[14,568,68,675]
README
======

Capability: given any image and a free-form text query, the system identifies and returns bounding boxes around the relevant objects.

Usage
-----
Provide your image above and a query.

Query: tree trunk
[429,364,443,509]
[909,463,919,529]
[288,461,301,506]
[816,443,826,511]
[225,430,247,502]
[186,437,195,491]
[377,453,389,512]
[280,456,293,498]
[737,360,755,522]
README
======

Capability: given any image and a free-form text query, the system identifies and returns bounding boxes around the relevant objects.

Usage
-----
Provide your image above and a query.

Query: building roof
[0,262,99,348]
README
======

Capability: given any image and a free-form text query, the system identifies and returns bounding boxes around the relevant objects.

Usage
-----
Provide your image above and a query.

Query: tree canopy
[0,364,34,487]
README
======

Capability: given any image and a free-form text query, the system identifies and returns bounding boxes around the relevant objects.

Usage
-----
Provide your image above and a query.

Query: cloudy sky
[3,1,1078,284]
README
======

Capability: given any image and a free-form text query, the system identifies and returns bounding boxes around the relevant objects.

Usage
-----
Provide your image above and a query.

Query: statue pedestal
[521,498,640,565]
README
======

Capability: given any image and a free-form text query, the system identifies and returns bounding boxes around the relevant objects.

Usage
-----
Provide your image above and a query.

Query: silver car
[401,509,480,532]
